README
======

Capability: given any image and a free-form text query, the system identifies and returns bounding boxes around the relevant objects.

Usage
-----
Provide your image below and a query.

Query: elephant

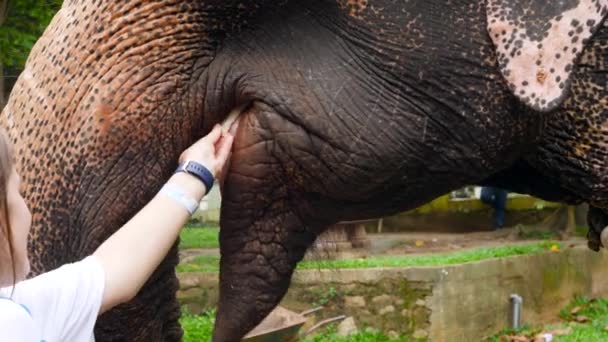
[2,0,608,341]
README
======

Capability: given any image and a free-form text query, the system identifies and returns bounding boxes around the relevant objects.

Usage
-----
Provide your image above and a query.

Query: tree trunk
[565,205,576,236]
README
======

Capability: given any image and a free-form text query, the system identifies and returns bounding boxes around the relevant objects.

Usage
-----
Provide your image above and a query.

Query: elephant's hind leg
[527,22,608,250]
[212,103,324,342]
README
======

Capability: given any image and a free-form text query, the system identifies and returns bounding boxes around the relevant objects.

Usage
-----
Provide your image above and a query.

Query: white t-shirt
[0,256,105,342]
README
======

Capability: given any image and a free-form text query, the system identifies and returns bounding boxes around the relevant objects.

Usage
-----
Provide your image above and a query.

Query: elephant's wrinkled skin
[2,0,608,341]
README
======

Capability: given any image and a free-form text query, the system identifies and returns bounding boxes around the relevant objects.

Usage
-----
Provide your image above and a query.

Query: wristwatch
[174,160,214,195]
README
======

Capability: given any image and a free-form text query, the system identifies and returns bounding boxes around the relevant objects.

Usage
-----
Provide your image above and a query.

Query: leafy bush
[493,296,608,341]
[302,326,418,342]
[179,310,417,342]
[180,308,215,342]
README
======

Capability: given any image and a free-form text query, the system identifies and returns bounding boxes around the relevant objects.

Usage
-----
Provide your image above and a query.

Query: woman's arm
[93,124,234,314]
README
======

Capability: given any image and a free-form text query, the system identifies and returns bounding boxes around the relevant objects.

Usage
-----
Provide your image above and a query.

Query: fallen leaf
[415,240,425,247]
[550,244,560,252]
[575,315,591,323]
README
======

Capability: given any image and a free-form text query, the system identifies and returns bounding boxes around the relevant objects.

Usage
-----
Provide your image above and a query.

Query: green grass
[179,226,219,249]
[176,241,561,273]
[179,309,416,342]
[180,308,216,342]
[492,296,608,341]
[176,256,220,272]
[298,241,560,269]
[302,326,420,342]
[555,323,608,341]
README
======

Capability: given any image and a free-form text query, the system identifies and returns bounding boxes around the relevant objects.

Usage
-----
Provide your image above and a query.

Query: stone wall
[177,245,608,341]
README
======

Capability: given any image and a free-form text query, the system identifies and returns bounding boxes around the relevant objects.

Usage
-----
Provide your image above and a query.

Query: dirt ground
[179,227,589,263]
[306,227,588,260]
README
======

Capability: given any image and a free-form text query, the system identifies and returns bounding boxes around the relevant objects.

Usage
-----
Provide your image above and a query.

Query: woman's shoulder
[12,256,102,298]
[3,255,104,341]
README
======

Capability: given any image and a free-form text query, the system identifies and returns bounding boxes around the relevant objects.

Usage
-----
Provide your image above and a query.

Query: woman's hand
[179,124,234,178]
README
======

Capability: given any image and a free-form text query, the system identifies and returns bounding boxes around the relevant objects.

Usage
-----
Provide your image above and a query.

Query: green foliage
[0,0,62,67]
[176,255,220,273]
[556,322,608,341]
[177,242,561,273]
[298,241,560,270]
[550,296,608,341]
[179,226,220,249]
[559,296,608,322]
[179,309,419,342]
[180,308,216,342]
[314,286,338,306]
[302,326,419,342]
[490,325,539,342]
[492,297,608,341]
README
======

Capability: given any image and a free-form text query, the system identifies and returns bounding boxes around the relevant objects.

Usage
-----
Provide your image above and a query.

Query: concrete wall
[177,246,608,341]
[426,246,608,341]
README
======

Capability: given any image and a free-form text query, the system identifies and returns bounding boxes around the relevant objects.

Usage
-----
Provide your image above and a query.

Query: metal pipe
[510,294,523,329]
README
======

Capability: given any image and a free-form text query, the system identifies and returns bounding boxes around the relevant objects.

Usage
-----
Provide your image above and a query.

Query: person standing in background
[480,186,508,230]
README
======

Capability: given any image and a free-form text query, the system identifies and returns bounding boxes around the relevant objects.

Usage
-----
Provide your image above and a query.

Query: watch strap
[175,160,214,195]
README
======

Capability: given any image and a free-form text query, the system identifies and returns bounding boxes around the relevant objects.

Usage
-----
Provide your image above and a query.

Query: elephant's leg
[524,22,608,250]
[213,105,322,342]
[212,100,503,340]
[586,206,608,251]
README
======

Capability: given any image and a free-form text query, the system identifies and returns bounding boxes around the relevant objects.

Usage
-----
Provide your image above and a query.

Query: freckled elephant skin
[2,1,608,341]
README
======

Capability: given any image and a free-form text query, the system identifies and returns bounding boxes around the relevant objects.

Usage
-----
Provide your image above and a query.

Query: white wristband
[159,183,200,215]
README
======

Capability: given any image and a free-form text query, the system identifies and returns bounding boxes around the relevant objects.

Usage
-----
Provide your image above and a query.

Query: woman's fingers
[200,124,223,145]
[215,134,234,169]
[217,134,234,193]
[227,117,240,136]
[177,122,235,182]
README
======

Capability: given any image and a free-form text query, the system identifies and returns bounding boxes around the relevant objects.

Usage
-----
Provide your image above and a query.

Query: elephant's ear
[487,0,608,112]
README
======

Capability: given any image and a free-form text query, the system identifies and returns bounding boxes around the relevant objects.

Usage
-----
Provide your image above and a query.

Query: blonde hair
[0,128,16,286]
